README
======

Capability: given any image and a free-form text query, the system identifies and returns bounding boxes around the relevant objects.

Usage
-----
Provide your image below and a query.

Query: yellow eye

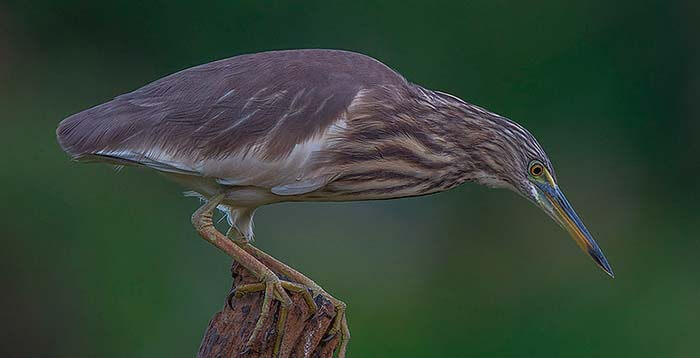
[529,162,544,177]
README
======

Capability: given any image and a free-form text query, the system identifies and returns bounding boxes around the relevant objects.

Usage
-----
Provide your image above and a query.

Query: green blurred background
[1,1,698,356]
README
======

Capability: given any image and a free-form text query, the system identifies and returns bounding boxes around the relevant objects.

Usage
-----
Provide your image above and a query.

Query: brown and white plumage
[56,49,552,238]
[57,49,611,280]
[57,49,614,355]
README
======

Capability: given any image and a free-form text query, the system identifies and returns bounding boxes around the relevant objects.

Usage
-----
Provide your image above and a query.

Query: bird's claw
[228,279,317,313]
[312,292,351,357]
[225,275,319,356]
[226,288,236,310]
[321,331,337,343]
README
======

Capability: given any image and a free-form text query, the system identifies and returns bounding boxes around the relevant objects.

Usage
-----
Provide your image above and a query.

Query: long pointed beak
[537,183,614,277]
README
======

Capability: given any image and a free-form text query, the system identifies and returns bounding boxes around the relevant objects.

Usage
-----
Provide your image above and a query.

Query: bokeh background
[1,1,698,356]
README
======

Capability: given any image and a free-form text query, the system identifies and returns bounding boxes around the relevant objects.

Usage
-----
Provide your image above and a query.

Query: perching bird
[56,49,613,357]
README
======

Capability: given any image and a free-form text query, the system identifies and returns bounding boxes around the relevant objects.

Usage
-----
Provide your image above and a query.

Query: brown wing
[56,49,408,166]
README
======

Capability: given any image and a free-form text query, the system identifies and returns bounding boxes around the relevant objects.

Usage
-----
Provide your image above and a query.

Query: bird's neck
[406,85,524,191]
[323,84,518,198]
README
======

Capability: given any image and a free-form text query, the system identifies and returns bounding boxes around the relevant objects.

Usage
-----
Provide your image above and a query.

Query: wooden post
[198,261,340,358]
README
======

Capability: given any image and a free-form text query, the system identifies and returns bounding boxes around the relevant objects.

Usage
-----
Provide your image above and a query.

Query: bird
[56,49,613,357]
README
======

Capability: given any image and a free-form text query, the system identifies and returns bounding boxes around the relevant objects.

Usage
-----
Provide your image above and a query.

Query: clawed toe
[226,288,237,310]
[226,280,317,314]
[321,331,337,342]
[224,275,319,357]
[320,295,350,358]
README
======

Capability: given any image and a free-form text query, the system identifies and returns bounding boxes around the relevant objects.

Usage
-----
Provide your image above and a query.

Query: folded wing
[56,49,408,192]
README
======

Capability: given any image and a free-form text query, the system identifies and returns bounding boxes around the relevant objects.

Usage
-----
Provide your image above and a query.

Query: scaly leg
[226,229,351,358]
[192,194,317,356]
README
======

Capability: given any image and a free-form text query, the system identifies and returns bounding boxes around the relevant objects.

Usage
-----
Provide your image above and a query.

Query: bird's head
[518,158,613,277]
[463,114,614,278]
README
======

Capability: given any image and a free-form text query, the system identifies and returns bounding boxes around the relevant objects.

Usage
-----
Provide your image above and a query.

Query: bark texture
[198,262,340,358]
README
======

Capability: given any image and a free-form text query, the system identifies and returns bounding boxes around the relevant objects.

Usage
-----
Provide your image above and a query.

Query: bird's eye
[529,162,544,177]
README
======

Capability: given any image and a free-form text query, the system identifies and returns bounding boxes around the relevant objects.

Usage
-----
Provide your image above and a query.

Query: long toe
[229,276,322,357]
[314,291,350,358]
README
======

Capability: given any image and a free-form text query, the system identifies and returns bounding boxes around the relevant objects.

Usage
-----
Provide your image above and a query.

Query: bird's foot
[317,290,351,357]
[226,273,317,356]
[226,231,350,356]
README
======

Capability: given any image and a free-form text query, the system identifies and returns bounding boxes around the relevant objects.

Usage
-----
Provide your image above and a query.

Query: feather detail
[271,176,330,196]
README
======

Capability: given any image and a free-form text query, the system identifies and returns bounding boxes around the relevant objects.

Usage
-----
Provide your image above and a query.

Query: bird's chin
[473,173,516,190]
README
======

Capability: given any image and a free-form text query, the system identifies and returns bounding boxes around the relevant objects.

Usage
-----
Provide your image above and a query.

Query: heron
[56,49,613,357]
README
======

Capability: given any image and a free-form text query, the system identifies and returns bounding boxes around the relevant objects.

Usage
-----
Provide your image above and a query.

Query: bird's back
[57,49,408,164]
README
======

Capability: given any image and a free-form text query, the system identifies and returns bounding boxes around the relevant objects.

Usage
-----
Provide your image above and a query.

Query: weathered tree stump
[198,262,340,358]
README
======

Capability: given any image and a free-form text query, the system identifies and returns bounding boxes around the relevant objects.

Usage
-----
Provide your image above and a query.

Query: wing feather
[56,49,409,190]
[271,176,332,196]
[57,49,406,159]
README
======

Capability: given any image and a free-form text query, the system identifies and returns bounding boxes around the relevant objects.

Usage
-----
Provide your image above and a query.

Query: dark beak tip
[592,254,615,278]
[588,248,614,278]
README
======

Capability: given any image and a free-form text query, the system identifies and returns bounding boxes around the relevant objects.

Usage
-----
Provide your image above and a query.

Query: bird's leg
[191,194,316,356]
[227,229,351,358]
